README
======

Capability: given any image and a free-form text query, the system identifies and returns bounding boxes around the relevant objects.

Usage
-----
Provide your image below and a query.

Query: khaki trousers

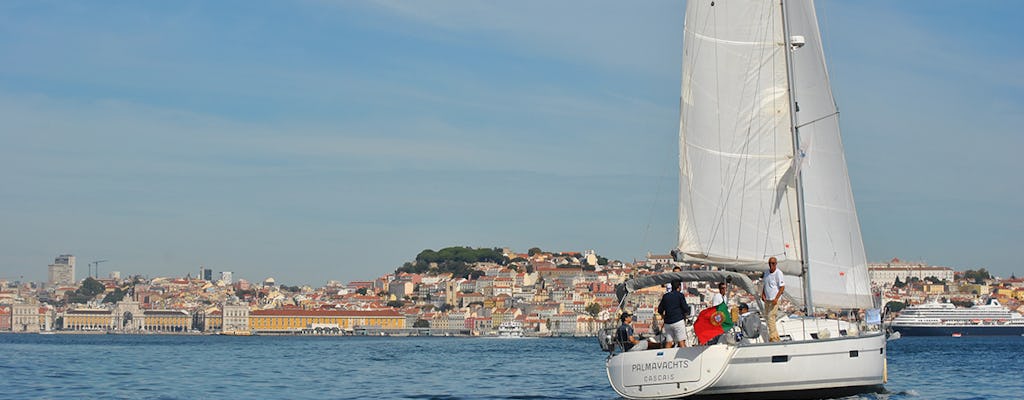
[766,300,780,342]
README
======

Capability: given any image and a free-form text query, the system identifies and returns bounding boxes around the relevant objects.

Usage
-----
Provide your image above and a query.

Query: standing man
[711,282,728,307]
[616,312,639,351]
[658,280,691,348]
[761,257,785,342]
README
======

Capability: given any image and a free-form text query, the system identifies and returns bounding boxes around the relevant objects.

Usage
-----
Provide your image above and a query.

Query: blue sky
[1,1,1021,285]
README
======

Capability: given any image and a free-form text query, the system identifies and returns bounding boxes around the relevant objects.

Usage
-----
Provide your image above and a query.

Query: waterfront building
[11,304,40,332]
[143,310,191,332]
[63,309,114,331]
[202,309,223,332]
[47,254,76,287]
[222,304,250,333]
[248,309,404,334]
[550,312,578,336]
[0,306,10,331]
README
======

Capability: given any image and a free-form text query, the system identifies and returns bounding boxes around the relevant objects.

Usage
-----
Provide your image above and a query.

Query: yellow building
[63,309,114,331]
[143,310,191,332]
[249,309,405,333]
[204,310,224,332]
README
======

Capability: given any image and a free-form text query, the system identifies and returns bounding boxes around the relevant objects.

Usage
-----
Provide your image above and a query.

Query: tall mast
[780,0,814,314]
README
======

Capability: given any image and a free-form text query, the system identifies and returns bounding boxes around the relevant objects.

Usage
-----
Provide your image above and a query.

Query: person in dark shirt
[658,280,691,348]
[616,312,639,351]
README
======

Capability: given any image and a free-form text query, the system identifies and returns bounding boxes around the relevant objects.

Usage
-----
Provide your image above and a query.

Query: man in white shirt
[710,282,727,308]
[761,257,785,342]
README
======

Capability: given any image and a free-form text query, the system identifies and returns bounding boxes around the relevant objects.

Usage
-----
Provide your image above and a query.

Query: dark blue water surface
[0,334,1020,399]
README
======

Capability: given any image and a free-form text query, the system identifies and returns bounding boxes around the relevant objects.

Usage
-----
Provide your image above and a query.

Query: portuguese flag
[694,302,734,345]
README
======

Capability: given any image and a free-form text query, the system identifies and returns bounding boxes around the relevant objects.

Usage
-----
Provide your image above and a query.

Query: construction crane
[90,260,108,278]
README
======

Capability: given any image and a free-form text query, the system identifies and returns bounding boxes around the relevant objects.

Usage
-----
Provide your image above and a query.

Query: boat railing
[597,326,619,353]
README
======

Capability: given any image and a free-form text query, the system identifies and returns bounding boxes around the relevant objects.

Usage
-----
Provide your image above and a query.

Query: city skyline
[2,1,1022,285]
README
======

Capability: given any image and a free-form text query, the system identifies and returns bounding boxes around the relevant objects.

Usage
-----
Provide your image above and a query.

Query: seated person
[616,312,639,351]
[646,315,666,350]
[737,303,762,341]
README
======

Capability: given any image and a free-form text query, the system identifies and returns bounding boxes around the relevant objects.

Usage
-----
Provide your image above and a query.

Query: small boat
[952,333,963,338]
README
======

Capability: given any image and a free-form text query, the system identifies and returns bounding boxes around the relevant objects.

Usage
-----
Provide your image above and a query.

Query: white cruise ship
[890,299,1024,336]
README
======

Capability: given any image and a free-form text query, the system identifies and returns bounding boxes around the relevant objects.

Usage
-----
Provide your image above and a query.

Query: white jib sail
[785,0,873,309]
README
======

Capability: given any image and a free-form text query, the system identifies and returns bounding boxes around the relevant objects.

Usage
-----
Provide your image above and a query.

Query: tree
[884,301,907,312]
[356,287,368,295]
[386,300,405,308]
[525,264,535,274]
[79,277,105,297]
[893,276,904,288]
[597,256,608,266]
[964,268,991,284]
[413,319,430,328]
[395,246,508,279]
[67,277,107,304]
[585,303,602,319]
[528,247,543,256]
[102,288,127,304]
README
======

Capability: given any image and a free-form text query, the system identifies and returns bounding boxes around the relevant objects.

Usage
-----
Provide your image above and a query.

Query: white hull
[606,320,886,399]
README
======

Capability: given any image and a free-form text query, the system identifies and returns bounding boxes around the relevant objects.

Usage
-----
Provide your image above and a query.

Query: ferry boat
[890,299,1024,336]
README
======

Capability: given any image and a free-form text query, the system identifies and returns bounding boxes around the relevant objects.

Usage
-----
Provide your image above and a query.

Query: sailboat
[600,0,886,398]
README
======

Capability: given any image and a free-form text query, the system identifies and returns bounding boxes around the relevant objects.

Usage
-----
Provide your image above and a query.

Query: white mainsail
[676,0,873,310]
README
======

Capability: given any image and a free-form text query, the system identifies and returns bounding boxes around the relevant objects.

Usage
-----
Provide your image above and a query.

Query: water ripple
[0,335,1021,399]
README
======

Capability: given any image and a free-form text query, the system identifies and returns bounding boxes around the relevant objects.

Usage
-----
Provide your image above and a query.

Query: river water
[0,334,1018,399]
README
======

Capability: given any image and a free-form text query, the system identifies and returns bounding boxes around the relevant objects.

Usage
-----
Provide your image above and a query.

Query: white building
[11,304,40,333]
[222,304,250,333]
[868,258,955,287]
[220,271,233,285]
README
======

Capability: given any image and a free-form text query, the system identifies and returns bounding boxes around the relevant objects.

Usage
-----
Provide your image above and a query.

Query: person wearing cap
[761,256,785,342]
[616,312,639,351]
[737,302,761,341]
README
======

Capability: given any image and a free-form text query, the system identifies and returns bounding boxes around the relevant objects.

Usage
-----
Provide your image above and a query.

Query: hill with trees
[395,246,508,279]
